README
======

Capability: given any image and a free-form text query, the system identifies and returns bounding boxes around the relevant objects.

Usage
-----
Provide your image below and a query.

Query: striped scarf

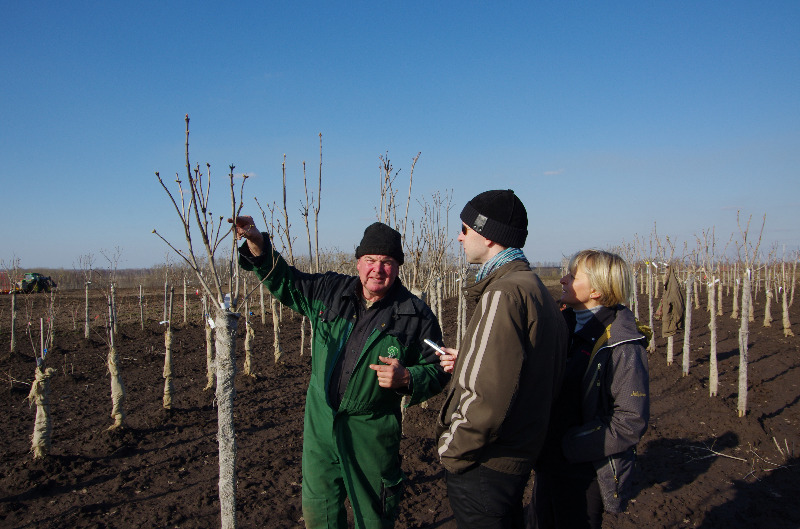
[475,247,529,282]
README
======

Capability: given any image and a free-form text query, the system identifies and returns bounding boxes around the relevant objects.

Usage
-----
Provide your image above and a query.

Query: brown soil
[1,286,798,528]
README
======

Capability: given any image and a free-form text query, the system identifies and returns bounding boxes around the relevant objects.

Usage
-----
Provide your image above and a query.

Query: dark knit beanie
[460,189,528,248]
[355,222,405,265]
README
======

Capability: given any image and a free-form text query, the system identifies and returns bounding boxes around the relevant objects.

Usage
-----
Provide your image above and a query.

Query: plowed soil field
[1,284,798,528]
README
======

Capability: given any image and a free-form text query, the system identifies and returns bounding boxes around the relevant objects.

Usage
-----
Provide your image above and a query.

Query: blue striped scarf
[475,247,529,282]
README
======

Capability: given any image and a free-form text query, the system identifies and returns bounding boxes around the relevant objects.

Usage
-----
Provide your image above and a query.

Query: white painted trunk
[205,323,216,391]
[647,265,655,353]
[84,284,90,339]
[243,321,255,376]
[436,278,443,325]
[782,286,794,337]
[682,276,693,376]
[271,297,283,363]
[139,285,145,330]
[456,287,463,350]
[666,336,674,366]
[709,278,719,397]
[260,283,266,325]
[214,308,239,529]
[693,277,700,309]
[763,289,773,327]
[10,291,17,353]
[163,328,174,409]
[737,270,751,417]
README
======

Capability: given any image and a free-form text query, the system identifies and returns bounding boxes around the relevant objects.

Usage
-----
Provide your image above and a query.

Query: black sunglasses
[461,224,470,235]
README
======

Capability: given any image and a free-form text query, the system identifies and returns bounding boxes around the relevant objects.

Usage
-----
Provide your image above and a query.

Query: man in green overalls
[233,216,449,528]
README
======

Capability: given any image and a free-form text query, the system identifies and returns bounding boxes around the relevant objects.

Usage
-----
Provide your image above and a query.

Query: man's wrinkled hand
[369,356,411,389]
[228,215,264,256]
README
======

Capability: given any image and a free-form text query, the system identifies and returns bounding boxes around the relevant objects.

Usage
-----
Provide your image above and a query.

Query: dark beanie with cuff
[355,222,404,265]
[460,189,528,248]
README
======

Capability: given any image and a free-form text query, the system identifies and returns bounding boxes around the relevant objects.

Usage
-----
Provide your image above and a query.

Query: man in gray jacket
[436,189,568,528]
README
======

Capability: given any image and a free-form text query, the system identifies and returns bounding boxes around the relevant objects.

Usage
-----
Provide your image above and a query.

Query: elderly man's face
[357,254,399,301]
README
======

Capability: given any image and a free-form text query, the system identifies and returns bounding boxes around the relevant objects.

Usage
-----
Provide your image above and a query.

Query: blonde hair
[567,249,633,307]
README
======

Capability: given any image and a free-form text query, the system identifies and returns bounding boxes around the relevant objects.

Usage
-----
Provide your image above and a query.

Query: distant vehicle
[18,273,57,293]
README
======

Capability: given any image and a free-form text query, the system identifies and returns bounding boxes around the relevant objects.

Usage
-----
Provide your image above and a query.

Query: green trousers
[301,390,405,529]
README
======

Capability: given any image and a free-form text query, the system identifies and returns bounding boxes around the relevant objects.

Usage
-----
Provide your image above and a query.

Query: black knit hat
[355,222,404,265]
[460,189,528,248]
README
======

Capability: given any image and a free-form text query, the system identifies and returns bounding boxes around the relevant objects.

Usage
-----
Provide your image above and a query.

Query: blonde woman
[534,250,650,529]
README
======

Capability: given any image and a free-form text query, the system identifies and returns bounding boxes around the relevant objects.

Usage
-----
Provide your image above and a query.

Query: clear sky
[2,1,798,270]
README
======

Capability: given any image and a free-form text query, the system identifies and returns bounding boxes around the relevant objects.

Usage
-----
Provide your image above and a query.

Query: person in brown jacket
[435,190,568,528]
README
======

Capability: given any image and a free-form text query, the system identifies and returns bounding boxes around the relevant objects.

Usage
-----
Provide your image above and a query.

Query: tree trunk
[709,276,719,396]
[654,270,660,299]
[782,283,794,337]
[183,276,188,325]
[84,283,90,339]
[48,292,55,351]
[461,293,468,342]
[163,279,169,322]
[717,277,724,316]
[646,264,656,353]
[737,270,751,417]
[111,283,118,336]
[203,296,215,391]
[28,365,56,459]
[163,287,174,409]
[108,295,126,429]
[731,278,739,319]
[436,277,443,325]
[763,289,773,327]
[259,283,266,325]
[213,308,239,529]
[272,296,283,363]
[10,291,17,353]
[682,275,693,376]
[300,316,306,357]
[108,347,126,428]
[456,286,463,350]
[139,285,145,330]
[163,327,173,409]
[243,320,255,376]
[693,277,700,309]
[666,336,674,366]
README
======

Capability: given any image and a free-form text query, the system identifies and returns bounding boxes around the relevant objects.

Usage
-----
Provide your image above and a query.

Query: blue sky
[2,1,798,270]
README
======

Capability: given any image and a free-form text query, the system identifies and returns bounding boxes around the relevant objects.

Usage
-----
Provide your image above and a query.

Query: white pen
[424,338,447,356]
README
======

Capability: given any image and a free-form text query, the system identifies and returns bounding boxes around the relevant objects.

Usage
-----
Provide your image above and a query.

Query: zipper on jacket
[573,424,602,438]
[608,456,620,498]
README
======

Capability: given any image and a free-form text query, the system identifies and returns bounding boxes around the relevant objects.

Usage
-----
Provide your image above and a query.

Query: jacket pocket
[594,447,636,514]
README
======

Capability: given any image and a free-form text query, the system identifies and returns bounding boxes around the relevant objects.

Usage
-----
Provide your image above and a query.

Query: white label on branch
[221,293,232,310]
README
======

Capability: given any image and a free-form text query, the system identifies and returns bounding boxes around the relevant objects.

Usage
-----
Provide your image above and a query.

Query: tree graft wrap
[28,366,56,459]
[214,308,239,529]
[108,346,126,429]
